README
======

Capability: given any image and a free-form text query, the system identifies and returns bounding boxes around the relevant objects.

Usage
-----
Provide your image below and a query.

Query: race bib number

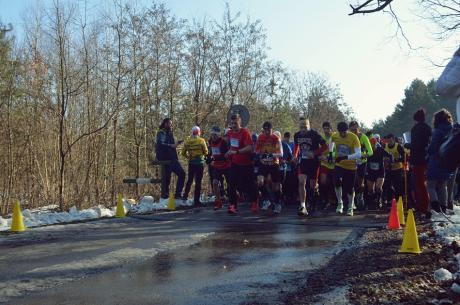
[230,138,240,148]
[337,144,351,157]
[300,144,313,159]
[369,162,380,171]
[211,147,221,155]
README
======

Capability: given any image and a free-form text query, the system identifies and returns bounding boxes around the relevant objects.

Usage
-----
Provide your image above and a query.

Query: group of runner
[156,113,414,217]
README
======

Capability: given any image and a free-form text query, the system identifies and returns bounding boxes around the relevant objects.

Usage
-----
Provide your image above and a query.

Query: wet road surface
[2,205,385,305]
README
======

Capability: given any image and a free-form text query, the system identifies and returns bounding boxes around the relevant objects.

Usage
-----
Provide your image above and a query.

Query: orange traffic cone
[399,209,422,254]
[387,198,401,230]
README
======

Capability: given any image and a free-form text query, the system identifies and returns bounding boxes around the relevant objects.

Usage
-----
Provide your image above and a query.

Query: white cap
[191,126,201,136]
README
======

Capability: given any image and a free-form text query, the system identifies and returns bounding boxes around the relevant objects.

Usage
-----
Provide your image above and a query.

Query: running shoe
[273,203,282,214]
[336,202,343,214]
[346,207,353,216]
[214,200,223,210]
[228,204,237,214]
[261,199,271,211]
[250,201,259,213]
[298,205,308,216]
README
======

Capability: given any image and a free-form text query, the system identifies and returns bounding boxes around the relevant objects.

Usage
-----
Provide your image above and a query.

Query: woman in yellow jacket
[181,126,209,206]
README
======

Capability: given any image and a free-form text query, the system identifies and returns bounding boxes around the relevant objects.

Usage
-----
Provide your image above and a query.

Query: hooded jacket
[427,122,455,180]
[155,128,178,161]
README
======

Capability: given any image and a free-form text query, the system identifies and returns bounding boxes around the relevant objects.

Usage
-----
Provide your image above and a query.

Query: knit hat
[210,126,221,135]
[191,126,201,136]
[413,108,426,122]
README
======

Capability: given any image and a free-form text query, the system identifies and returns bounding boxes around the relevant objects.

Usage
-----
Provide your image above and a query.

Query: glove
[335,156,347,163]
[205,155,212,164]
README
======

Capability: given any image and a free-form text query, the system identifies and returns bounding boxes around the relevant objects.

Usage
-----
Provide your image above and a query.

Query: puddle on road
[197,236,337,250]
[14,223,350,305]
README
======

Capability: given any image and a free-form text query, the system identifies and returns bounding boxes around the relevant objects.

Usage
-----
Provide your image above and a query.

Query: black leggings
[228,164,257,206]
[183,163,204,204]
[334,166,356,195]
[386,169,403,200]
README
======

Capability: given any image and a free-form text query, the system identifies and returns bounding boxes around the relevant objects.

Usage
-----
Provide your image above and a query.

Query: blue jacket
[427,122,455,180]
[155,128,178,161]
[281,141,293,172]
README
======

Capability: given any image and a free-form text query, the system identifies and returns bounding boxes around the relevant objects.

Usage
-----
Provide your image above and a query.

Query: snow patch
[434,268,453,282]
[452,283,460,294]
[0,216,7,228]
[432,205,460,283]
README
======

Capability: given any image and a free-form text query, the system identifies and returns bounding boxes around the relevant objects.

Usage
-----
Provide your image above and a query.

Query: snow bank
[129,196,195,214]
[432,206,460,244]
[432,206,460,282]
[0,195,215,232]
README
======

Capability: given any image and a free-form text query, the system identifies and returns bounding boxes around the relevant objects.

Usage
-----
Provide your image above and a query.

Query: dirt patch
[284,224,460,305]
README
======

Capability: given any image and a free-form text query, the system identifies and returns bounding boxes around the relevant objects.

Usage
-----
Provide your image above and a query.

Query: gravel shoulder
[284,221,460,305]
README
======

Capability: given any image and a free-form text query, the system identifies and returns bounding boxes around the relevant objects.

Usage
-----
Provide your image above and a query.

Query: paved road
[0,205,385,305]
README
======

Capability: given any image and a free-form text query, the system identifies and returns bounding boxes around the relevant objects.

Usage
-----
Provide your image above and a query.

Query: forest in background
[372,79,457,137]
[0,1,353,213]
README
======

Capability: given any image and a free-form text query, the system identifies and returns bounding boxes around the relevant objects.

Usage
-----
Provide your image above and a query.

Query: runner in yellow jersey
[349,121,373,210]
[332,122,361,216]
[383,133,406,206]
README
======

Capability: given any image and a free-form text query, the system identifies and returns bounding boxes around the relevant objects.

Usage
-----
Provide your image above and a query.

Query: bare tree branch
[349,0,394,15]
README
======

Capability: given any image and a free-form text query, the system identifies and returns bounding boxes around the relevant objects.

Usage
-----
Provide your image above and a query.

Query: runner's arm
[201,139,208,156]
[314,142,328,157]
[272,138,283,158]
[293,143,299,158]
[238,144,253,154]
[396,145,405,162]
[362,135,373,157]
[346,147,362,160]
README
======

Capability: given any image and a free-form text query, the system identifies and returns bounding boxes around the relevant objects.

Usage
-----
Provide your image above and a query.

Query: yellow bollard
[10,200,26,232]
[397,196,405,225]
[115,194,126,218]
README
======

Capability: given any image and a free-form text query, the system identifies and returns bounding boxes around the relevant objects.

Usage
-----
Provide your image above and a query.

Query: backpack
[439,124,460,171]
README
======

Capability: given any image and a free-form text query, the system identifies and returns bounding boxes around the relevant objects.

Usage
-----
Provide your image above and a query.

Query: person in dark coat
[408,108,432,214]
[155,118,185,199]
[427,109,455,216]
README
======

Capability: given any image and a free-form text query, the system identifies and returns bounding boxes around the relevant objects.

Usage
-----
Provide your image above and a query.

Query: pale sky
[0,0,454,127]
